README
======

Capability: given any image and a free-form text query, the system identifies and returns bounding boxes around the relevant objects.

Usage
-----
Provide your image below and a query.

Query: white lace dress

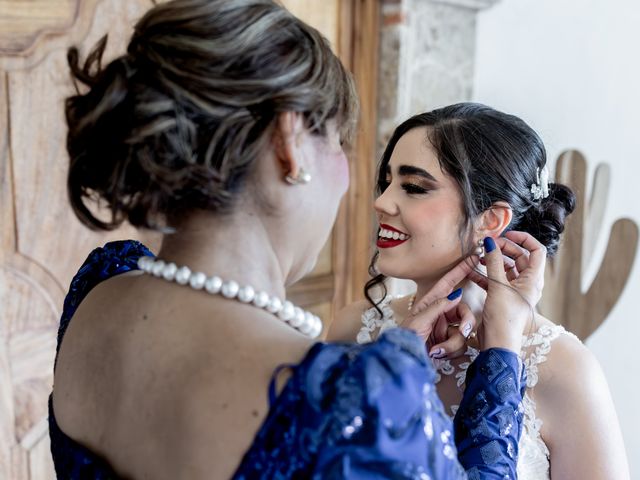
[357,297,581,480]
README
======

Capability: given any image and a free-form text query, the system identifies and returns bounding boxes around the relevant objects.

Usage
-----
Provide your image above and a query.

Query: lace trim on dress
[358,298,581,480]
[356,296,399,345]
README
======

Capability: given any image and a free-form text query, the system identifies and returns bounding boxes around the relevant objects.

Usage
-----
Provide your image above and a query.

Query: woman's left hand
[422,231,547,359]
[404,257,479,357]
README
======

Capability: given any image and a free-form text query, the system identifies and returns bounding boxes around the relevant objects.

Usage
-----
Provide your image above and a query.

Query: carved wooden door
[0,1,377,477]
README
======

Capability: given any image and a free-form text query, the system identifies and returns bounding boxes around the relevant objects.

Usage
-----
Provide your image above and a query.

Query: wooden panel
[8,10,161,290]
[0,0,102,71]
[0,1,156,478]
[334,0,380,307]
[281,0,339,45]
[539,150,639,340]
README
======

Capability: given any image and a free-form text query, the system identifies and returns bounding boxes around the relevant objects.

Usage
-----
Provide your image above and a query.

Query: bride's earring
[474,239,484,256]
[285,168,311,185]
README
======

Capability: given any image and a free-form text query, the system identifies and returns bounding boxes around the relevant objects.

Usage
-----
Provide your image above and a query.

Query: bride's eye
[402,183,429,195]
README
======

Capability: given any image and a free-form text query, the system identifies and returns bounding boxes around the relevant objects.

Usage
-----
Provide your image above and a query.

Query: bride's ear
[475,201,513,239]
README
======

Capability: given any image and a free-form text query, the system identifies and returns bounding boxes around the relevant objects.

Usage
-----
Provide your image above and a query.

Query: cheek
[409,202,464,251]
[330,151,350,193]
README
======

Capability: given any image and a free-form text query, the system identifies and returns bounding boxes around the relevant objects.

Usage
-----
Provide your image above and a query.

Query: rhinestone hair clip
[530,165,550,201]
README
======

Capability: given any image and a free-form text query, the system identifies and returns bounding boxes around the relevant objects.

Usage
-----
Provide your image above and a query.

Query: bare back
[53,272,311,479]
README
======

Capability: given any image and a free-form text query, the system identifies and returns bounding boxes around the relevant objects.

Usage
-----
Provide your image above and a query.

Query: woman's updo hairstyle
[366,103,575,308]
[66,0,358,230]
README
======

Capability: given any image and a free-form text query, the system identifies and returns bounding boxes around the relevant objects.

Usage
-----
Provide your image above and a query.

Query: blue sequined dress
[49,241,525,479]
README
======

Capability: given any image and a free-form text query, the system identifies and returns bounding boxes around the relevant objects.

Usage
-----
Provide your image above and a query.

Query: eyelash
[380,179,429,195]
[401,183,429,195]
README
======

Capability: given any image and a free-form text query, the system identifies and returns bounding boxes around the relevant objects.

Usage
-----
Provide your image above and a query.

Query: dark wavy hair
[365,102,576,312]
[66,0,358,230]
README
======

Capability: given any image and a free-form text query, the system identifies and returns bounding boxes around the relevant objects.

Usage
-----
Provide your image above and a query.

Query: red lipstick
[376,223,410,249]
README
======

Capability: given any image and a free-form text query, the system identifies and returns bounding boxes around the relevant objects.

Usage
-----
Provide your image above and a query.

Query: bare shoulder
[535,319,602,396]
[533,323,630,476]
[326,299,374,342]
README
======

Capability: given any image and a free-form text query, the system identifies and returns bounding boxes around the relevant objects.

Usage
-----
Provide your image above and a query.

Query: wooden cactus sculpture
[538,150,639,340]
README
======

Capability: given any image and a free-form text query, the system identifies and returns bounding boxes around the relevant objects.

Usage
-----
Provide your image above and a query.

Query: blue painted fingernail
[483,237,496,253]
[447,288,463,300]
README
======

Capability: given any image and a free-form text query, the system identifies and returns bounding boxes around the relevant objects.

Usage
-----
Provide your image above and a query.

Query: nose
[374,186,399,217]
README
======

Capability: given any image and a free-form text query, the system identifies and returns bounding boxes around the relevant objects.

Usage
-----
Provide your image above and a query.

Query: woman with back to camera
[329,103,630,479]
[50,1,541,478]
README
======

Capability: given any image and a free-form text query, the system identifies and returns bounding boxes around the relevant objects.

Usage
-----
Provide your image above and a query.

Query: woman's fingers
[428,303,476,359]
[504,230,547,272]
[483,237,508,288]
[479,252,516,271]
[410,256,478,315]
[402,293,464,341]
[429,333,467,360]
[432,313,449,345]
[467,269,488,290]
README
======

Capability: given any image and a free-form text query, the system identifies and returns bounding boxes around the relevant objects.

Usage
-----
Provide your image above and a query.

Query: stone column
[378,0,501,153]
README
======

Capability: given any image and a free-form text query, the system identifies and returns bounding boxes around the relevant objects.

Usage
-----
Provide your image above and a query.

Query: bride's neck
[414,277,487,320]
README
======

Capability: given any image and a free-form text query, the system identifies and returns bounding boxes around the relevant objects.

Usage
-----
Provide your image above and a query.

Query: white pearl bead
[310,318,323,338]
[137,256,152,271]
[175,266,191,285]
[267,297,283,314]
[138,257,323,338]
[189,272,207,290]
[205,276,222,294]
[162,262,177,281]
[299,318,313,335]
[305,311,317,330]
[221,280,239,298]
[289,307,305,328]
[253,291,270,308]
[152,260,166,277]
[278,301,295,321]
[238,285,255,303]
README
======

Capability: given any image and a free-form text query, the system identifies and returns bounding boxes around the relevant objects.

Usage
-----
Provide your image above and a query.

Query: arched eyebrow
[397,165,438,183]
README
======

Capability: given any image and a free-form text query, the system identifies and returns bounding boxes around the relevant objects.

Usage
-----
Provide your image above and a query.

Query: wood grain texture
[0,0,102,71]
[539,150,639,340]
[281,0,339,44]
[7,0,160,295]
[339,0,380,306]
[0,1,156,478]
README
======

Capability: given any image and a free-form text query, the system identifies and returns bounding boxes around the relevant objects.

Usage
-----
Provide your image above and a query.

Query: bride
[329,103,630,479]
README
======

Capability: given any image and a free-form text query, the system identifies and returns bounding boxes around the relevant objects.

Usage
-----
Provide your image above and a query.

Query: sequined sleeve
[310,328,468,479]
[455,348,526,479]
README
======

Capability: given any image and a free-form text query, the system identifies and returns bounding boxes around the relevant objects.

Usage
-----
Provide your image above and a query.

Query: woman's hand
[402,257,479,348]
[472,231,547,353]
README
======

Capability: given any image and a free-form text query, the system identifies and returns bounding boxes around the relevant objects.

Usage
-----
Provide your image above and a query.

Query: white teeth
[378,228,409,241]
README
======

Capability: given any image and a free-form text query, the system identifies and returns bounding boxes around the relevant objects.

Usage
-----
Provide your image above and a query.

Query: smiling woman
[329,102,630,479]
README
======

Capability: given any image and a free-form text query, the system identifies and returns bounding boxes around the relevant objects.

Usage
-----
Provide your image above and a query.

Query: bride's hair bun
[515,183,576,256]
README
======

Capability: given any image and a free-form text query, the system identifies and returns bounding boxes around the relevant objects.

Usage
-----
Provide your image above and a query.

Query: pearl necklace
[137,255,323,339]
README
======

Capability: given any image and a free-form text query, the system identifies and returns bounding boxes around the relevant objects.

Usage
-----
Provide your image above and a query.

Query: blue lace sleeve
[54,240,153,366]
[455,348,526,479]
[310,328,467,479]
